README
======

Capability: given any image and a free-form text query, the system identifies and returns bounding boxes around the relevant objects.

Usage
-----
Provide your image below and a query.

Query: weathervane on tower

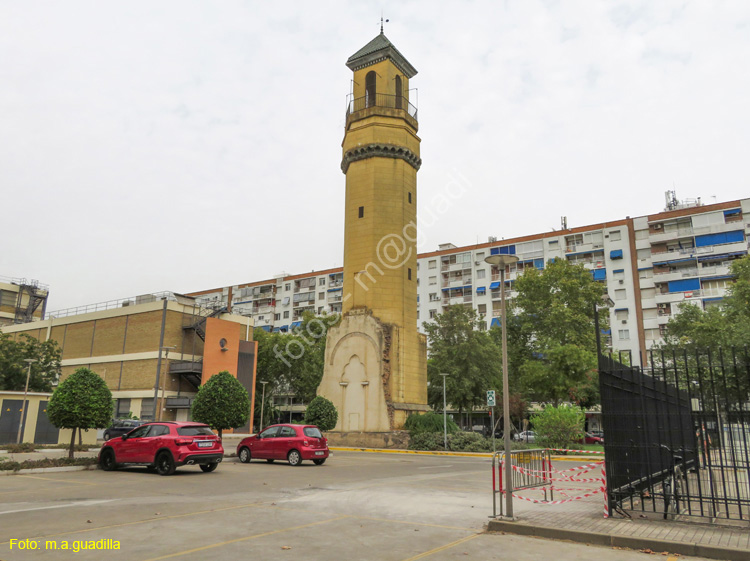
[380,15,389,33]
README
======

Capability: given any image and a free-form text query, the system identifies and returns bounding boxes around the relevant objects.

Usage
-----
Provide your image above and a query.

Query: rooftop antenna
[380,14,389,33]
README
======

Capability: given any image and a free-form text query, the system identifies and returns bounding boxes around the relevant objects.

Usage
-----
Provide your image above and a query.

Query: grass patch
[0,456,98,472]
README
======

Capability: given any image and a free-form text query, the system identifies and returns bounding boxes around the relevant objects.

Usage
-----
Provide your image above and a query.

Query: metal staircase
[13,280,48,324]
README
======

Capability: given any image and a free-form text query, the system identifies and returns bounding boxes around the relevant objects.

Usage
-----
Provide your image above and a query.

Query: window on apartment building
[609,230,622,241]
[257,315,264,320]
[477,269,486,279]
[613,269,625,279]
[618,329,630,340]
[274,313,280,321]
[615,309,629,321]
[319,278,325,286]
[429,276,437,285]
[285,283,291,291]
[429,293,438,302]
[429,260,436,269]
[417,311,420,320]
[358,206,364,218]
[614,289,626,301]
[429,309,437,319]
[478,304,486,315]
[318,306,323,314]
[319,292,325,300]
[476,252,485,260]
[283,311,290,319]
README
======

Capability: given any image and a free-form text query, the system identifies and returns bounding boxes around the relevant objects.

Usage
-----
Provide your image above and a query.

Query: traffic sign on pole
[486,390,496,407]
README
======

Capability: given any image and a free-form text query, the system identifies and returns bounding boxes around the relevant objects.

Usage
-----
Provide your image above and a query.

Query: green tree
[304,396,338,431]
[424,305,502,424]
[191,371,250,438]
[512,258,605,405]
[531,404,585,449]
[0,333,61,392]
[47,367,112,458]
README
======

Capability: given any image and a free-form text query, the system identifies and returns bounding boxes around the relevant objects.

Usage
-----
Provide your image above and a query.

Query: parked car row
[98,422,329,476]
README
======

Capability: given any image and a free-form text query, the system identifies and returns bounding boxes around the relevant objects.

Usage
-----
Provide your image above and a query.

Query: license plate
[197,441,213,448]
[315,451,325,456]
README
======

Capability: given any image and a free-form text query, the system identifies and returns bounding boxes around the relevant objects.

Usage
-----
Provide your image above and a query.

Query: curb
[0,464,98,476]
[486,519,750,561]
[328,447,602,461]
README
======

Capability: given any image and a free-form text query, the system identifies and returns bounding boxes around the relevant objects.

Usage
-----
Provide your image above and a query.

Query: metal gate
[600,348,750,521]
[33,401,59,444]
[0,399,26,444]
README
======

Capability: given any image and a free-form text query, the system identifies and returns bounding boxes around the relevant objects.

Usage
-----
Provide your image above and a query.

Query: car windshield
[177,426,214,436]
[303,427,322,438]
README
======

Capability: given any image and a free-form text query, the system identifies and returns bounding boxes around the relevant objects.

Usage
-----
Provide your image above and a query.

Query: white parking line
[0,499,117,515]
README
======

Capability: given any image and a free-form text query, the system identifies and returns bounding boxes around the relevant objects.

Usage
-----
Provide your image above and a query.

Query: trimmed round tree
[47,367,112,458]
[304,396,338,431]
[191,371,250,438]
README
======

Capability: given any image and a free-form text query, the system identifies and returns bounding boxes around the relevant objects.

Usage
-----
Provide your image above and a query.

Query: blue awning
[491,246,516,255]
[695,230,744,247]
[638,267,653,271]
[613,269,624,274]
[327,287,342,292]
[601,329,611,335]
[652,257,696,266]
[441,288,450,292]
[476,287,486,294]
[724,209,741,217]
[258,325,272,332]
[610,249,623,260]
[490,318,500,327]
[290,321,302,328]
[702,297,723,302]
[278,325,288,332]
[668,278,700,293]
[534,258,544,270]
[592,269,606,281]
[615,308,628,312]
[234,299,253,305]
[702,275,733,281]
[489,282,501,290]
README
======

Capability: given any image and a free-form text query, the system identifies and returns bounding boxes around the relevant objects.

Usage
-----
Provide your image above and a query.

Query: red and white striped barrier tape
[502,487,605,504]
[509,464,604,483]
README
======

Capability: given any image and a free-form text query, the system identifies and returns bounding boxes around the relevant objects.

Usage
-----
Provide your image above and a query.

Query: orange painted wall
[202,318,243,383]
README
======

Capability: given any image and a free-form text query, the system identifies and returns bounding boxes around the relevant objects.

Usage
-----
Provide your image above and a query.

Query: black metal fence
[600,348,750,521]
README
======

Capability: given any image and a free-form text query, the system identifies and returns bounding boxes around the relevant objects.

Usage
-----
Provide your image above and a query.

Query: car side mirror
[121,435,127,441]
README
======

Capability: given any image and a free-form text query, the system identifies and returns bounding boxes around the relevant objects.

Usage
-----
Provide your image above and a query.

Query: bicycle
[660,444,684,520]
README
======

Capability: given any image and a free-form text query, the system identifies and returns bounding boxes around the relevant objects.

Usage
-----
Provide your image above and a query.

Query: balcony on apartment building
[441,259,472,272]
[294,280,316,294]
[647,225,694,244]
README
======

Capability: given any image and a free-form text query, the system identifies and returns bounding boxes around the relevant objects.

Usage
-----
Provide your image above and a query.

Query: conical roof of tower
[346,32,418,78]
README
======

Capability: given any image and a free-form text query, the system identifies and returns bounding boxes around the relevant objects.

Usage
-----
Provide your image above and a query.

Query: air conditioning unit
[619,280,624,284]
[622,320,627,324]
[475,261,481,266]
[654,223,663,229]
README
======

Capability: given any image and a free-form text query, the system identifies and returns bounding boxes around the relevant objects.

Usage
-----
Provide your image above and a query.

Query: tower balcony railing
[346,93,418,121]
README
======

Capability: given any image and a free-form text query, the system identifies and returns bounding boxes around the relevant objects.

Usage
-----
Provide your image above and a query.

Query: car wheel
[99,448,117,471]
[155,451,176,476]
[287,450,302,466]
[200,462,218,473]
[239,447,251,463]
[103,432,111,441]
[266,459,274,463]
[313,458,326,466]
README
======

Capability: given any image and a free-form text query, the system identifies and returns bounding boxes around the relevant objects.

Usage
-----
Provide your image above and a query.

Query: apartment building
[0,276,48,327]
[187,195,749,366]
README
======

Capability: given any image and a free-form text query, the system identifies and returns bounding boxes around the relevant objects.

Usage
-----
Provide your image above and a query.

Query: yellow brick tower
[318,30,429,433]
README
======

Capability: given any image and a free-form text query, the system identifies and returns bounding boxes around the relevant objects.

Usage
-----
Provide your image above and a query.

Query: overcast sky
[3,1,749,312]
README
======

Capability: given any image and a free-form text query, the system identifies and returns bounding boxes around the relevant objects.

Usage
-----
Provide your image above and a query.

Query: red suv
[237,424,329,466]
[98,422,223,475]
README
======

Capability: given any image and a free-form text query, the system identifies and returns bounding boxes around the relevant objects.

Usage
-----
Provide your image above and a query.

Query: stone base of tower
[317,309,429,432]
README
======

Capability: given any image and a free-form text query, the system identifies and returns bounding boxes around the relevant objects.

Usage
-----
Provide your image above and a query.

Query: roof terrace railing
[346,93,418,121]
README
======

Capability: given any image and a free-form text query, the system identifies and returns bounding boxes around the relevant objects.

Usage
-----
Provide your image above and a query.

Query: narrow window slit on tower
[408,192,412,203]
[408,268,412,280]
[358,206,364,218]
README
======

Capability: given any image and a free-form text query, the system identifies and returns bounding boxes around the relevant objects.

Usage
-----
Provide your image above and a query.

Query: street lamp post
[17,359,37,444]
[259,381,268,432]
[485,253,520,519]
[440,373,449,450]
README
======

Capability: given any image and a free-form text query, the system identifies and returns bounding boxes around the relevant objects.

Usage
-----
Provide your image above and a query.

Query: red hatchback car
[98,422,223,476]
[237,424,329,466]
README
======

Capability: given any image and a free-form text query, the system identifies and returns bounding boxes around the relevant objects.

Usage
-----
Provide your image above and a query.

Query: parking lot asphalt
[0,451,711,561]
